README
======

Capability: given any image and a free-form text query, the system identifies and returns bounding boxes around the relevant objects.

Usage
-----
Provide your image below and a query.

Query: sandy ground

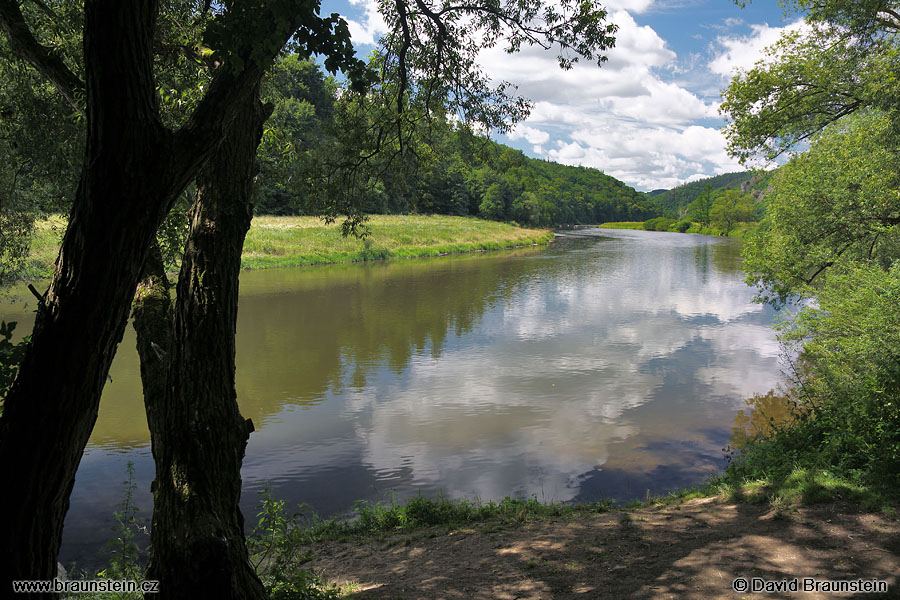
[300,498,900,599]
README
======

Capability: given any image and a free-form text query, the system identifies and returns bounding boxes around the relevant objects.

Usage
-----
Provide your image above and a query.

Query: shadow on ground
[301,497,900,599]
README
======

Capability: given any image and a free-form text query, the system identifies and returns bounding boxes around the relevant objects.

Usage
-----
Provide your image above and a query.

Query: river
[0,228,783,569]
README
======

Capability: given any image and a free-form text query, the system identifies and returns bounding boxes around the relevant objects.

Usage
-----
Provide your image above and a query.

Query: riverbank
[242,467,900,599]
[298,496,899,599]
[599,221,758,238]
[16,215,553,280]
[242,215,553,269]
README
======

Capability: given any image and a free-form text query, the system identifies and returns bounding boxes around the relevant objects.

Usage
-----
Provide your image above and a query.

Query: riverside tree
[0,0,618,596]
[0,0,365,594]
[722,0,900,161]
[709,189,756,236]
[722,0,900,492]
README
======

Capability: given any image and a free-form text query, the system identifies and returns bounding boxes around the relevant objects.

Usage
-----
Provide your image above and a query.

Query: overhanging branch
[0,0,85,115]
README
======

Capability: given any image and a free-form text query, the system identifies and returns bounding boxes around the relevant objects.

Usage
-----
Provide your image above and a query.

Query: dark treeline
[252,56,660,227]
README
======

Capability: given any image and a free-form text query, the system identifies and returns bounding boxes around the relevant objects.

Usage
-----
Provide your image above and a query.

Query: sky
[321,0,802,191]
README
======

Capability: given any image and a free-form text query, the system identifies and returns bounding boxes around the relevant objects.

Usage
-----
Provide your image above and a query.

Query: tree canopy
[722,0,900,162]
[742,110,900,305]
[722,0,900,495]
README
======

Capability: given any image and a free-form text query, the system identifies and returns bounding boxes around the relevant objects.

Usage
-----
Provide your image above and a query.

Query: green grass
[599,220,760,238]
[685,221,759,238]
[19,215,553,279]
[265,492,613,546]
[242,215,552,269]
[18,215,66,280]
[597,221,644,230]
[710,467,892,514]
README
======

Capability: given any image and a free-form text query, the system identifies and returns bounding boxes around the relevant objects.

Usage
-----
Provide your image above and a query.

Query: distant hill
[652,171,775,217]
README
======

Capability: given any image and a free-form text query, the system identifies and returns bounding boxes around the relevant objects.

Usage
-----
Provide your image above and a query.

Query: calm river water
[1,228,783,568]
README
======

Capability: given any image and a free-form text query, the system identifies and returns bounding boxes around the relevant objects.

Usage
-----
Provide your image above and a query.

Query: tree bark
[0,2,263,589]
[0,3,180,589]
[132,245,174,440]
[0,0,355,590]
[144,88,272,600]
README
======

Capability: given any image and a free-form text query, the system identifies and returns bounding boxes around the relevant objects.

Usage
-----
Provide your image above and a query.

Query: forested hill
[258,127,660,227]
[252,56,661,227]
[407,138,662,227]
[651,170,774,216]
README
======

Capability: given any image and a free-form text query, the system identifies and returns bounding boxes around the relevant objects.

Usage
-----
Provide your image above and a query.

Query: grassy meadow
[242,215,553,269]
[18,215,553,279]
[597,221,644,230]
[600,220,759,238]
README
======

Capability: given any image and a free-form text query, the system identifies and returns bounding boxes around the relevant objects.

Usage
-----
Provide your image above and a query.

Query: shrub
[641,217,675,231]
[728,264,900,494]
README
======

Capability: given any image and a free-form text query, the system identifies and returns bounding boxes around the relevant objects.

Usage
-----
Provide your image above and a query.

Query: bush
[674,220,692,233]
[729,264,900,494]
[0,321,29,406]
[248,488,343,599]
[641,217,675,231]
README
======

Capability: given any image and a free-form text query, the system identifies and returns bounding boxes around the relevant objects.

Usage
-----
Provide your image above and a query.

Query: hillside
[257,129,662,227]
[651,171,774,217]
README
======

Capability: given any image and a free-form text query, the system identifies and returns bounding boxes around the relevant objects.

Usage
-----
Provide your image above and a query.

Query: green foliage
[478,182,509,220]
[684,183,714,229]
[777,264,900,489]
[93,462,146,599]
[722,2,900,501]
[0,2,84,284]
[255,56,337,217]
[709,189,757,237]
[247,488,347,600]
[254,73,660,227]
[742,111,900,306]
[654,172,768,216]
[0,321,29,405]
[673,220,692,233]
[641,216,675,231]
[721,1,900,162]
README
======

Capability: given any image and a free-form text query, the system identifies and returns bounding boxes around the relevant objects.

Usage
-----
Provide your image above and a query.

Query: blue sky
[321,0,802,191]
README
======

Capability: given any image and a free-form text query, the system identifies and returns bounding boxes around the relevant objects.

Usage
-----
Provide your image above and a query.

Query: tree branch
[0,0,84,115]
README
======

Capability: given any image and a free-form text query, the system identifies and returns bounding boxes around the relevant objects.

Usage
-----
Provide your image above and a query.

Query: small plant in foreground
[71,462,148,599]
[248,487,343,600]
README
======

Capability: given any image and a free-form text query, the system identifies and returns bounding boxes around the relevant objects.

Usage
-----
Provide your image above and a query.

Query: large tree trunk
[0,1,265,588]
[0,3,184,588]
[144,89,272,600]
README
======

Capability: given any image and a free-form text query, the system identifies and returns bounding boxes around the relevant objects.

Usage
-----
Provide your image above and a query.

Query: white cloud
[606,10,675,67]
[335,0,782,189]
[709,19,807,77]
[605,0,655,13]
[344,0,388,45]
[508,125,551,145]
[475,6,746,190]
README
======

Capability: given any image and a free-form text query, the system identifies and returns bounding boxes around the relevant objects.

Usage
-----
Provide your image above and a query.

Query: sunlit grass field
[18,215,66,280]
[597,221,643,230]
[21,215,553,278]
[241,215,553,269]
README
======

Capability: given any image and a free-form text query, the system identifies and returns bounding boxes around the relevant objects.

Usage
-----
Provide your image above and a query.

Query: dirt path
[301,498,900,599]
